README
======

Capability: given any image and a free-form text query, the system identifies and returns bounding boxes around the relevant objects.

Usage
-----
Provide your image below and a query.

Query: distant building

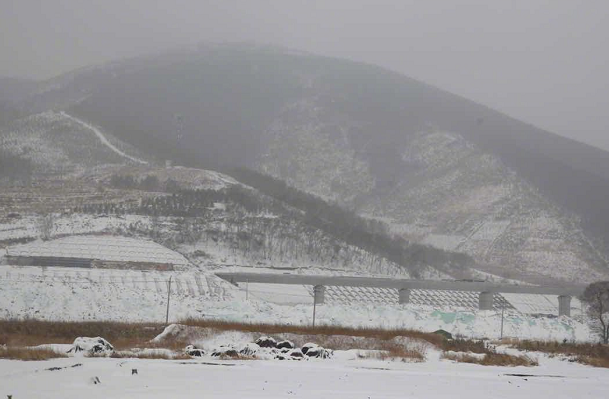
[5,235,189,271]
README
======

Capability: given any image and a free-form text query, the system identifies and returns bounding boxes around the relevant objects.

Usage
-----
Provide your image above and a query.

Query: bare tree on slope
[582,281,609,344]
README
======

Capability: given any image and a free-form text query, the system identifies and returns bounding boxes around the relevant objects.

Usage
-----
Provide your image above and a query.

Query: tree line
[78,169,475,277]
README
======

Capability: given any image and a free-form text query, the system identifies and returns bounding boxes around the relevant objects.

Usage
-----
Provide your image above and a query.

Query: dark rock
[288,349,304,358]
[301,343,317,355]
[211,346,239,358]
[185,345,205,357]
[275,349,304,361]
[255,336,277,348]
[304,345,333,359]
[239,343,259,357]
[276,340,295,350]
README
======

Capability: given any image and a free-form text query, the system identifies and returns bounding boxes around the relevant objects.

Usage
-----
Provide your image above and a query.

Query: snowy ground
[1,350,608,398]
[0,266,593,341]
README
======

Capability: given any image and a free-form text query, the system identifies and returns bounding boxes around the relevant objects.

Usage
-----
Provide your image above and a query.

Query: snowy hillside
[0,111,149,175]
[260,122,609,283]
[4,44,609,285]
[0,206,431,279]
[0,265,592,341]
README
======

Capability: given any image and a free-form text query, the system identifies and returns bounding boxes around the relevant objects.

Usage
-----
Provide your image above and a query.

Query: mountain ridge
[3,44,609,283]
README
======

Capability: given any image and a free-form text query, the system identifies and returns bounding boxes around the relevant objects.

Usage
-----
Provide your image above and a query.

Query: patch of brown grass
[441,338,487,354]
[442,352,484,364]
[511,340,609,358]
[577,356,609,368]
[509,339,609,368]
[482,353,538,367]
[0,347,68,361]
[0,319,164,348]
[0,318,449,361]
[441,351,537,367]
[370,343,426,362]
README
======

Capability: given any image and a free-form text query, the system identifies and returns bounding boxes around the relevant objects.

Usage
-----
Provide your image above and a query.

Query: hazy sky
[2,1,608,151]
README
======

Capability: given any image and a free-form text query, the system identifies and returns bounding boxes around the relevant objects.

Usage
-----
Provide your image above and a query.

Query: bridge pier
[314,285,325,305]
[558,295,571,317]
[479,292,494,311]
[398,288,411,304]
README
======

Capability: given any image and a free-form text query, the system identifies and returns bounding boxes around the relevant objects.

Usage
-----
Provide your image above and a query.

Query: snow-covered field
[2,349,608,398]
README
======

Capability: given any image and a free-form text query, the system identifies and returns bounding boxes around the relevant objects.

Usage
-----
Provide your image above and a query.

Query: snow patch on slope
[59,112,147,164]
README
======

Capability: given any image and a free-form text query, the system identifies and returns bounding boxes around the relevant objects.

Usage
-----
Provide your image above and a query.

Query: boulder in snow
[301,343,318,355]
[239,343,260,357]
[276,340,295,350]
[302,344,333,359]
[255,336,277,348]
[69,337,114,356]
[275,348,304,361]
[185,345,205,357]
[211,345,239,358]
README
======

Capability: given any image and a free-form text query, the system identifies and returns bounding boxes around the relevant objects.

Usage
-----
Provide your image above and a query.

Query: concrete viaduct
[216,272,586,317]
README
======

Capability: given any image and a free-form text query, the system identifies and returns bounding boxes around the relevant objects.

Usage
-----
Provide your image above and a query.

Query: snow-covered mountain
[260,119,608,283]
[2,43,609,283]
[0,114,455,280]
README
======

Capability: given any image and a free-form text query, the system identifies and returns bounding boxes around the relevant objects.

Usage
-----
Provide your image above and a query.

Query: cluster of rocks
[257,337,333,361]
[183,336,333,361]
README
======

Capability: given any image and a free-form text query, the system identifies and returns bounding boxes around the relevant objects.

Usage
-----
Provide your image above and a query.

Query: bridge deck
[215,272,585,296]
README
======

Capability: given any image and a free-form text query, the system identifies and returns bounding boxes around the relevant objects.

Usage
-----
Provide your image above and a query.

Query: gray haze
[1,0,608,151]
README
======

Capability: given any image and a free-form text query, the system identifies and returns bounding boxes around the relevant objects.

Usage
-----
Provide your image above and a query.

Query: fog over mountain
[2,43,609,283]
[2,3,609,283]
[1,1,608,152]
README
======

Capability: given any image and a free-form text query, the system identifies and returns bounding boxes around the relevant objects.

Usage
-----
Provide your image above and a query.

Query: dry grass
[0,318,443,363]
[441,338,538,367]
[0,347,68,361]
[368,343,426,362]
[511,340,609,358]
[0,318,444,349]
[441,338,487,354]
[179,318,445,347]
[0,319,164,348]
[510,340,609,368]
[441,351,538,367]
[177,318,436,361]
[577,356,609,368]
